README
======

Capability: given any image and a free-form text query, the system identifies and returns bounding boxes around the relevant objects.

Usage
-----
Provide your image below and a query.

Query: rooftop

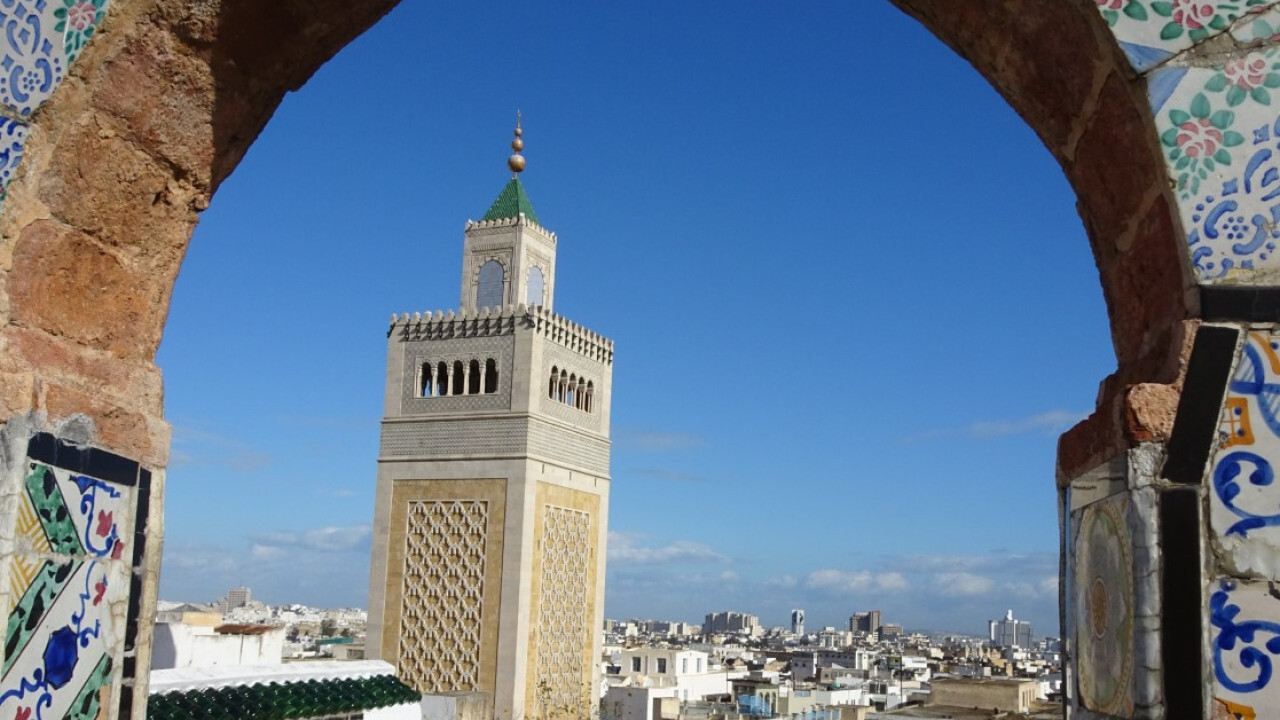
[481,177,539,224]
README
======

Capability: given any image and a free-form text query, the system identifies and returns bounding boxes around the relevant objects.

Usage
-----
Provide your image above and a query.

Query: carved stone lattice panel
[397,500,489,693]
[534,505,592,717]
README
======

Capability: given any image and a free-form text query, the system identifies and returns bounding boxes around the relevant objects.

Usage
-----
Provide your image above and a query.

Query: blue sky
[155,1,1112,638]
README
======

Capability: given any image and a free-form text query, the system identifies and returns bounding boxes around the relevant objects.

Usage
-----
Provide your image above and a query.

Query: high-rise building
[989,609,1033,648]
[367,120,614,720]
[225,586,251,609]
[849,610,881,634]
[702,611,760,635]
[791,609,805,636]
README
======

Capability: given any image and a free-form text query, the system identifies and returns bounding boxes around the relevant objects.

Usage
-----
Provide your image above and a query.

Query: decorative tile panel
[1096,0,1269,72]
[1209,578,1280,716]
[397,500,489,693]
[0,458,134,720]
[1148,49,1280,283]
[0,117,26,203]
[0,0,108,116]
[1073,491,1139,716]
[1207,330,1280,576]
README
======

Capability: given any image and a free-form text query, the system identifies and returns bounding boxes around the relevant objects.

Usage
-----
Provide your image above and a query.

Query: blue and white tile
[1210,578,1280,718]
[0,0,110,116]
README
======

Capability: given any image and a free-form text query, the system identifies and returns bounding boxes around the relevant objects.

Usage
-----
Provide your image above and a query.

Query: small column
[463,363,472,395]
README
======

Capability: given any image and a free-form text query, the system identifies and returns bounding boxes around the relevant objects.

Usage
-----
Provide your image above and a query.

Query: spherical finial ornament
[507,111,526,174]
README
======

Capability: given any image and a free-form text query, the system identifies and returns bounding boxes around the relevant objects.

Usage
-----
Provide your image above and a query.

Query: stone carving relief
[534,505,591,718]
[397,500,489,693]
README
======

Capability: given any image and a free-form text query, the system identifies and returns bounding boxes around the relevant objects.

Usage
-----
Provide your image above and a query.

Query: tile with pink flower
[1148,46,1280,282]
[1094,0,1271,71]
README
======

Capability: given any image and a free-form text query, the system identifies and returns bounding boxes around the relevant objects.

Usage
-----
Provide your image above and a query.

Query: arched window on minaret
[527,266,545,307]
[477,260,505,309]
[468,360,482,395]
[585,382,594,413]
[577,378,587,410]
[436,361,449,397]
[559,370,569,403]
[452,360,466,396]
[567,373,577,407]
[420,362,433,397]
[549,366,558,399]
[485,358,499,394]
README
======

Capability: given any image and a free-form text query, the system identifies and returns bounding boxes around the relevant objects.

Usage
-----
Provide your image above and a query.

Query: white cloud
[169,424,274,472]
[608,532,728,564]
[250,525,371,553]
[805,569,909,594]
[935,572,995,597]
[765,574,798,589]
[899,410,1087,444]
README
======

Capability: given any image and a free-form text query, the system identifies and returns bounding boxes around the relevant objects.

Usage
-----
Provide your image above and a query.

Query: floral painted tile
[0,0,109,116]
[1097,0,1272,72]
[1148,49,1280,282]
[1210,578,1280,717]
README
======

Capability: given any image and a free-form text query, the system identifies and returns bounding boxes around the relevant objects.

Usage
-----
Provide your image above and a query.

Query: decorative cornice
[464,215,558,244]
[390,305,613,365]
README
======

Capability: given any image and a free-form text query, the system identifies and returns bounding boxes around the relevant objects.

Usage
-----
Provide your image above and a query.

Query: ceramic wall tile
[1210,578,1280,717]
[1145,49,1280,283]
[0,116,26,207]
[0,0,108,117]
[1096,0,1271,72]
[0,454,137,720]
[1072,489,1153,717]
[1206,330,1280,575]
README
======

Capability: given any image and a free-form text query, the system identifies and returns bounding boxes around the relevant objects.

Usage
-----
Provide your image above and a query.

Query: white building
[988,609,1033,649]
[151,622,285,669]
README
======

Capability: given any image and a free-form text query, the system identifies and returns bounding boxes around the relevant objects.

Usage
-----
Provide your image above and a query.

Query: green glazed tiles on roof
[146,673,420,720]
[481,177,539,224]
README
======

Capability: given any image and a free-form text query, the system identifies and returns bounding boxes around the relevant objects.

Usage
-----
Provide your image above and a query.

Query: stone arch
[0,0,1244,718]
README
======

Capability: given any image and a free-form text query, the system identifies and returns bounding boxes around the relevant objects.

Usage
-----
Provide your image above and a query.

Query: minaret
[367,117,613,720]
[460,114,557,313]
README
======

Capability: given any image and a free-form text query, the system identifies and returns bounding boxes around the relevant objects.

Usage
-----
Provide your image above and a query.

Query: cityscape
[155,585,1062,719]
[2,1,1270,720]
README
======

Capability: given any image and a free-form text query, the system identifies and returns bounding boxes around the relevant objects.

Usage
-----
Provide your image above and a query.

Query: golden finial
[508,111,526,175]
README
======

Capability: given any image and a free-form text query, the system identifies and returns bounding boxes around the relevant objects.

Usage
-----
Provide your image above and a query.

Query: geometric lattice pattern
[534,505,592,717]
[398,500,488,693]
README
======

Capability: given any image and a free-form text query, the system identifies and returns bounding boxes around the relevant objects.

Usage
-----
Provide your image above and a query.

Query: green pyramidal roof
[481,177,539,224]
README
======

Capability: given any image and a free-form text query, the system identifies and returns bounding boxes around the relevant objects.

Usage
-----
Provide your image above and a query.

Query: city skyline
[155,1,1105,637]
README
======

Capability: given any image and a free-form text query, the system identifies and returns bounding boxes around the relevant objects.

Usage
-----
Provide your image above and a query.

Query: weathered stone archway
[0,0,1266,717]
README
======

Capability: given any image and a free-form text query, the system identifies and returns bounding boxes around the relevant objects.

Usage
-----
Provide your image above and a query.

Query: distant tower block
[791,609,805,636]
[367,118,614,720]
